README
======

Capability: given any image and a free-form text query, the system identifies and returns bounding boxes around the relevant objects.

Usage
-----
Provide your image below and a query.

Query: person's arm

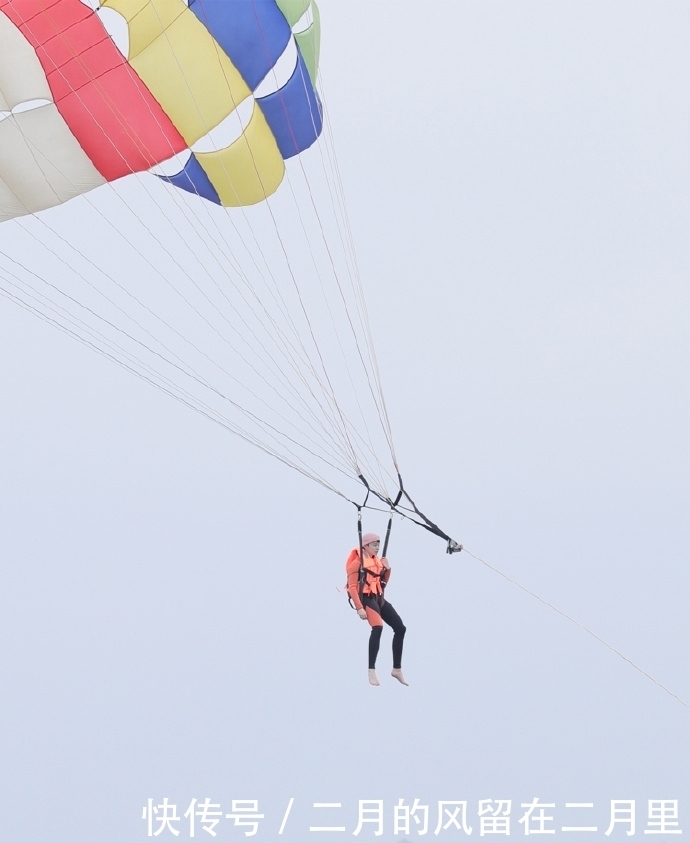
[381,557,391,585]
[345,551,364,612]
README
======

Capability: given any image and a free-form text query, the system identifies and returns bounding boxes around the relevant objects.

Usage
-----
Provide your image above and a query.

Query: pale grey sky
[0,3,689,842]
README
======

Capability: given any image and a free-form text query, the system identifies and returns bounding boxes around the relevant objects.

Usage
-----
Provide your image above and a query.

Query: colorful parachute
[0,0,322,220]
[0,0,406,515]
[0,0,464,557]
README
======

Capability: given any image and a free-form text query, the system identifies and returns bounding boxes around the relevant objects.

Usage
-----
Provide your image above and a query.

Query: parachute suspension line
[0,263,357,494]
[15,153,365,498]
[252,46,395,485]
[263,134,394,488]
[270,45,398,480]
[0,99,366,490]
[116,183,360,466]
[0,288,349,500]
[17,0,362,467]
[154,182,359,452]
[4,1,401,502]
[0,264,193,390]
[7,220,356,476]
[462,548,690,711]
[12,217,197,377]
[289,102,397,469]
[4,14,364,482]
[277,159,395,494]
[0,246,212,386]
[260,193,364,477]
[243,6,398,492]
[20,213,355,471]
[141,0,382,483]
[0,278,331,489]
[315,72,399,470]
[109,75,357,450]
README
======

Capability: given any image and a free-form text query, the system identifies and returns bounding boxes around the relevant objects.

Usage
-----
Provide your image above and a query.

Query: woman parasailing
[345,531,408,687]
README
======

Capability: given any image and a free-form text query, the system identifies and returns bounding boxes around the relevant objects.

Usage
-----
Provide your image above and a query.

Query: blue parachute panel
[257,55,323,158]
[157,155,221,205]
[189,0,291,91]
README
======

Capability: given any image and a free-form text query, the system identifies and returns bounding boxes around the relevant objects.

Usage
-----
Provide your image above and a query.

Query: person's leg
[368,626,383,669]
[380,601,406,667]
[362,596,384,685]
[380,601,408,685]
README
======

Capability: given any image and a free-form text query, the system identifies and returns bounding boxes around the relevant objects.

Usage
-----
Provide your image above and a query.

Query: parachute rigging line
[0,0,399,502]
[0,267,354,498]
[6,7,681,713]
[356,473,463,554]
[131,0,396,490]
[349,477,688,711]
[463,548,690,711]
[13,215,356,472]
[0,235,362,482]
[294,67,398,468]
[16,1,360,468]
[144,0,386,483]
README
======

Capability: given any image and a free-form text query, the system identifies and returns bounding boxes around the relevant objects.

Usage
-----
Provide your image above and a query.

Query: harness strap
[381,487,403,558]
[347,505,366,610]
[357,504,364,595]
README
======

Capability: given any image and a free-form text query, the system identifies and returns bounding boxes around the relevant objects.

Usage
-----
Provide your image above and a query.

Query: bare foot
[368,669,380,686]
[391,668,409,686]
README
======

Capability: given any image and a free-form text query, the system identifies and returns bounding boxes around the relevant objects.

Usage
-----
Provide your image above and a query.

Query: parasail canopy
[0,0,322,218]
[0,0,461,549]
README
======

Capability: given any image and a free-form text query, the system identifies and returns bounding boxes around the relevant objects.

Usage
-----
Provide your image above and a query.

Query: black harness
[348,552,386,610]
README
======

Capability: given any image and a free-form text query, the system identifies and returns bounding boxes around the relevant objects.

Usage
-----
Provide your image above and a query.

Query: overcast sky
[1,3,689,842]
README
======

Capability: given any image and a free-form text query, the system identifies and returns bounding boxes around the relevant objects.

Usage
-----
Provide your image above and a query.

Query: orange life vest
[345,549,389,609]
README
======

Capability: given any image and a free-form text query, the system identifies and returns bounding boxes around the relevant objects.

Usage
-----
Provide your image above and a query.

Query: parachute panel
[0,103,106,214]
[154,152,222,205]
[0,0,403,514]
[0,176,25,222]
[104,0,252,145]
[194,101,285,206]
[188,0,292,92]
[276,0,321,85]
[0,0,323,218]
[0,0,187,181]
[0,7,52,106]
[0,11,104,219]
[256,53,322,158]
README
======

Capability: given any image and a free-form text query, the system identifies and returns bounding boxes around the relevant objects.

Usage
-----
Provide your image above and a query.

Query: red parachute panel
[0,0,186,180]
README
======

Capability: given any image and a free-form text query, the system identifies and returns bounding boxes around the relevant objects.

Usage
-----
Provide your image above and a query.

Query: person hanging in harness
[345,532,408,687]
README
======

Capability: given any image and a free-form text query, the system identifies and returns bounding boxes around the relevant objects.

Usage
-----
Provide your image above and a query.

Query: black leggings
[362,596,406,670]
